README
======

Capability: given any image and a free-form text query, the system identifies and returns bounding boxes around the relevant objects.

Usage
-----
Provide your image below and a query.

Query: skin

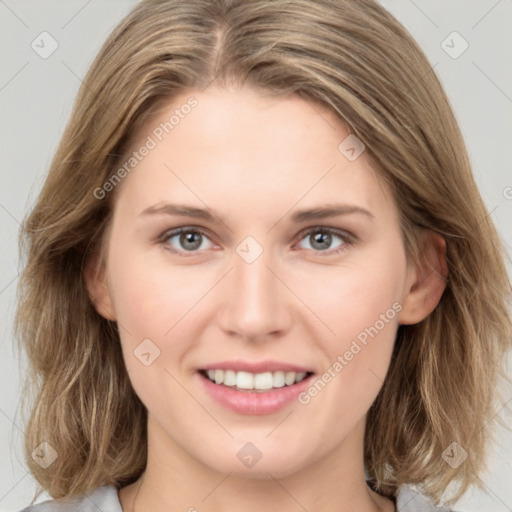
[86,86,447,512]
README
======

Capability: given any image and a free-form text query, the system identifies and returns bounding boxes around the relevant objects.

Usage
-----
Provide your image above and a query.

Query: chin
[200,445,312,479]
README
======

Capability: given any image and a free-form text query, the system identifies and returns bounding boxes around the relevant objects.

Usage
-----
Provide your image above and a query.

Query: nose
[216,243,292,342]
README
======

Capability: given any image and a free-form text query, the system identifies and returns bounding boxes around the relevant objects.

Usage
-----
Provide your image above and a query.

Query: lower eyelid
[159,227,355,255]
[161,229,214,252]
[295,228,353,250]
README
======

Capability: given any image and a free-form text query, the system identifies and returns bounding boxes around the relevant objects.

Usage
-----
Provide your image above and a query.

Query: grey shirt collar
[20,483,455,512]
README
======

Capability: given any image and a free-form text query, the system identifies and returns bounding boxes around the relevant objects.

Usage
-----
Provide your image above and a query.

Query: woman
[16,1,511,511]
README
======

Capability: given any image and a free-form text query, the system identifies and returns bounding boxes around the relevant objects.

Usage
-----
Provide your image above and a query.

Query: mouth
[198,369,314,393]
[196,365,315,415]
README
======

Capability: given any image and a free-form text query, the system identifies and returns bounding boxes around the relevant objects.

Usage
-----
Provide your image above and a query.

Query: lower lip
[197,372,314,415]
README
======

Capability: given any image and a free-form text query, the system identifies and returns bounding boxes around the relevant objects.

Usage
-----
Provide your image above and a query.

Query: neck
[119,416,394,512]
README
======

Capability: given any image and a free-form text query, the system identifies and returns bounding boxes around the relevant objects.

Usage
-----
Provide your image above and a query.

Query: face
[91,86,422,478]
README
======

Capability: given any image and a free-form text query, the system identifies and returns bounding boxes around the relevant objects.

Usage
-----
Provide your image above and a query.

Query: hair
[15,0,511,506]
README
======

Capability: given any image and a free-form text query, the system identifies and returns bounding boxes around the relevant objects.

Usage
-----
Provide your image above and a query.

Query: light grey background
[1,1,511,511]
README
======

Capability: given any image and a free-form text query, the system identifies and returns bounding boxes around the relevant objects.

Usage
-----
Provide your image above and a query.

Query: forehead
[113,86,396,224]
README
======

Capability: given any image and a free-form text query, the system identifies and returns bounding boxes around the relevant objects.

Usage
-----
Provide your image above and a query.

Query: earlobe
[83,253,116,321]
[398,231,448,326]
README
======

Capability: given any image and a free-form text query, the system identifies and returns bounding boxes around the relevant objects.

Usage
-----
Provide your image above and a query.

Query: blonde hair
[16,0,511,506]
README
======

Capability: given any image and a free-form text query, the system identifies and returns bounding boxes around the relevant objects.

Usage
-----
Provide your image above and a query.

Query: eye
[159,227,215,255]
[295,227,353,255]
[158,225,355,257]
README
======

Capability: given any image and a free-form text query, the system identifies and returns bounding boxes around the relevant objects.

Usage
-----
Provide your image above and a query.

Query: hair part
[15,0,512,506]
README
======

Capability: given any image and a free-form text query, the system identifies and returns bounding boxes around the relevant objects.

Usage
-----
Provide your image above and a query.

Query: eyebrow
[138,202,374,223]
[290,203,374,222]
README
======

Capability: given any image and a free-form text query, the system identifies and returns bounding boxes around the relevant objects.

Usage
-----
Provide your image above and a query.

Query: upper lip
[200,360,314,374]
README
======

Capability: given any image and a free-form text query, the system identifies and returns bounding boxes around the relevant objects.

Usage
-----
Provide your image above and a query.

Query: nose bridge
[219,239,289,339]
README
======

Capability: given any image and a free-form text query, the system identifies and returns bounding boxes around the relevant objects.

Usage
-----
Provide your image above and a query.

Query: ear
[83,250,116,321]
[398,230,448,325]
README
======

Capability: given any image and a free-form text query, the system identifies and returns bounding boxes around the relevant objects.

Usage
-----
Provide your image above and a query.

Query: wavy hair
[15,0,511,506]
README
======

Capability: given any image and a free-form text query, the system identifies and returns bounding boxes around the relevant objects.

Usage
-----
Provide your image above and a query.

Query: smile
[201,369,311,391]
[197,363,315,415]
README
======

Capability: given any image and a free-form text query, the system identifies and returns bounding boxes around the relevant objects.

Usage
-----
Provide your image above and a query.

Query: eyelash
[157,226,356,258]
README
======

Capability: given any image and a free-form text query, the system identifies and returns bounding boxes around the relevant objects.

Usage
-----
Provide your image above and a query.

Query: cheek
[107,245,207,338]
[302,254,404,350]
[105,251,191,403]
[297,250,404,408]
[106,242,215,398]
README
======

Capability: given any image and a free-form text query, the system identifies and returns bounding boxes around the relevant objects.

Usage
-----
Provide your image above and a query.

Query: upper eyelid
[159,225,217,244]
[159,225,355,248]
[295,225,354,241]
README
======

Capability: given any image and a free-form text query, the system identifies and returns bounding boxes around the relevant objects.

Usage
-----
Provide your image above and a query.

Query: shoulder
[396,484,459,512]
[17,482,461,512]
[17,485,122,512]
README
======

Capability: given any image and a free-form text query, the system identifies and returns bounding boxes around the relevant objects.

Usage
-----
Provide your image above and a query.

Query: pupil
[312,232,331,250]
[181,231,201,250]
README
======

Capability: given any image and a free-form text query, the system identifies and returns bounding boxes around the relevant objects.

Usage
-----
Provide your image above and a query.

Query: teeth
[224,370,236,386]
[272,371,285,388]
[203,369,309,390]
[254,372,273,390]
[236,371,254,389]
[285,371,296,386]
